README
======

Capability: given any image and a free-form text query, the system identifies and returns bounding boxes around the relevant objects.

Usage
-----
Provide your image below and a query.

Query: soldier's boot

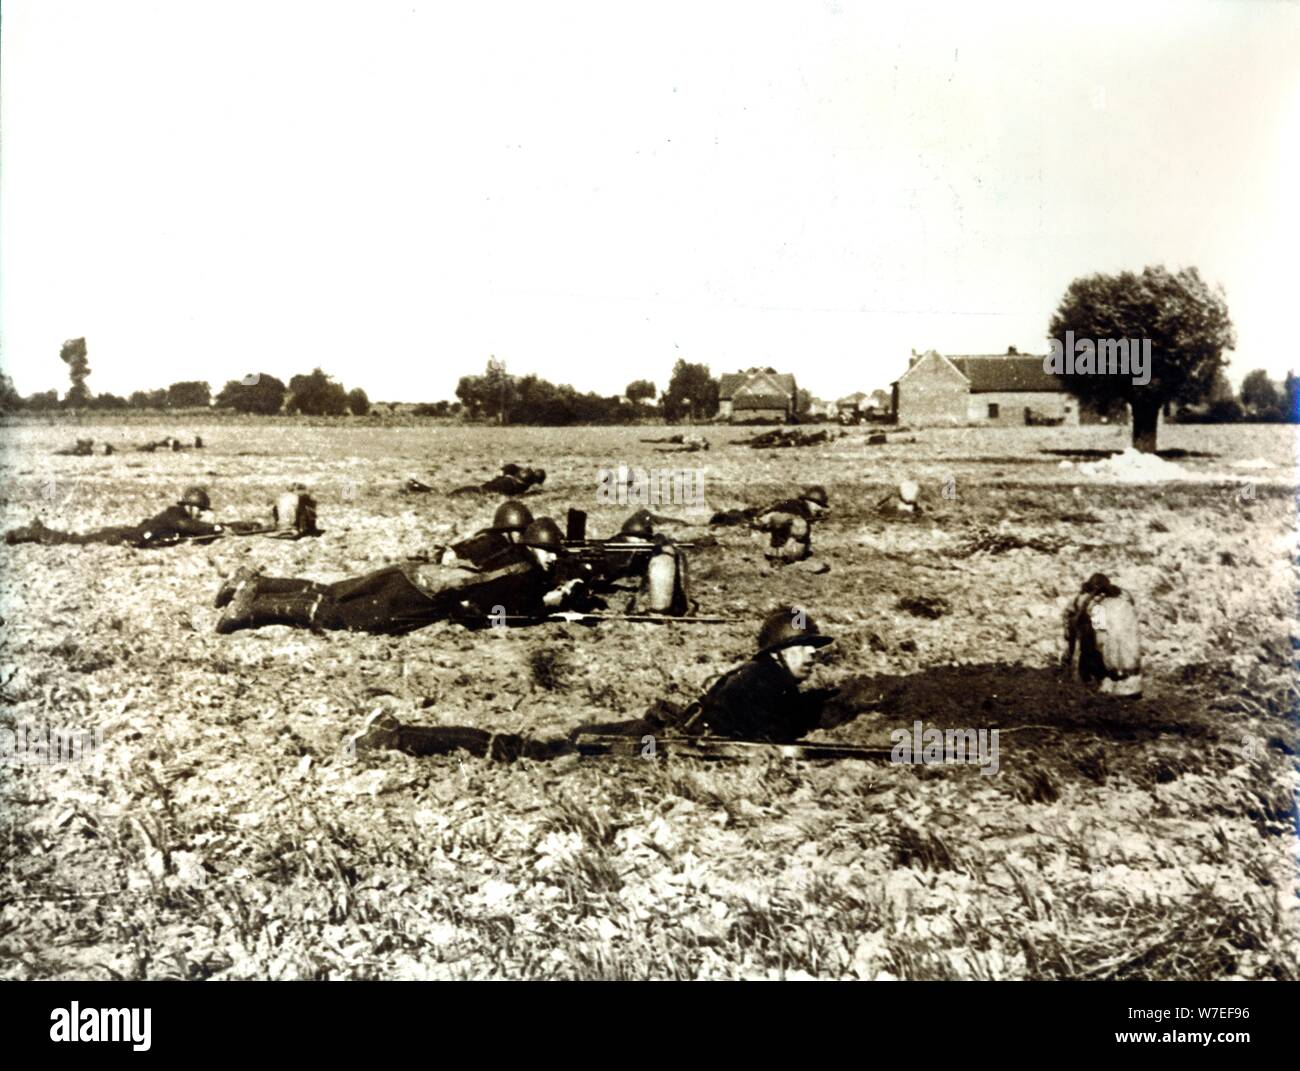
[216,587,325,634]
[213,566,262,608]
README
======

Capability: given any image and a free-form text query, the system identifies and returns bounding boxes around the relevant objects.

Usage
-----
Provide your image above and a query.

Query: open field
[0,420,1297,979]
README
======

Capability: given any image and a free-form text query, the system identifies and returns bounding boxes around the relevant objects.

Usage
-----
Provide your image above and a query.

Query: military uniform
[217,517,582,635]
[345,606,836,760]
[708,486,828,566]
[1064,574,1143,697]
[5,493,221,548]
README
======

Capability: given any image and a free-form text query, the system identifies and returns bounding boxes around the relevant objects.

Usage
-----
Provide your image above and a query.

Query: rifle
[479,611,736,627]
[573,732,896,763]
[142,524,302,548]
[564,541,699,553]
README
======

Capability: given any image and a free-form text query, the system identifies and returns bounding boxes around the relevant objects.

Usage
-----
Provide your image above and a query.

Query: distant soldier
[136,435,202,453]
[4,486,223,548]
[448,463,547,497]
[342,605,839,759]
[53,439,95,457]
[214,517,592,635]
[1063,573,1142,697]
[876,480,922,515]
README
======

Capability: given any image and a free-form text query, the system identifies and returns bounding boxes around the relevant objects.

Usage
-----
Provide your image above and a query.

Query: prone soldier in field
[4,486,225,548]
[342,605,839,760]
[1062,572,1143,697]
[430,499,534,570]
[447,463,547,497]
[214,516,595,635]
[52,436,112,454]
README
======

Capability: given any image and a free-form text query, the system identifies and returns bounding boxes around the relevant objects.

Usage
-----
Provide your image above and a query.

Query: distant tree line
[451,357,718,425]
[0,335,372,416]
[1174,368,1298,424]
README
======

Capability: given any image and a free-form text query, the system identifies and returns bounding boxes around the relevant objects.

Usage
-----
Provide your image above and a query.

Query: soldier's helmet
[1082,572,1121,597]
[528,467,547,487]
[493,499,534,532]
[620,509,654,538]
[180,485,211,511]
[802,484,830,508]
[755,605,835,657]
[521,517,564,551]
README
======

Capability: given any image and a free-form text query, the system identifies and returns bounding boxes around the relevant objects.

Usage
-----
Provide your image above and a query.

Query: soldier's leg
[347,714,574,762]
[317,565,451,633]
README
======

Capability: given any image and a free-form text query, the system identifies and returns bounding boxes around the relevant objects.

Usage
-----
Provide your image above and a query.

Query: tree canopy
[1048,265,1234,452]
[661,360,719,422]
[214,374,288,414]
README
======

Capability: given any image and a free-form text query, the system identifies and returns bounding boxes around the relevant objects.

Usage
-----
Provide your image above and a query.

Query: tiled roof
[949,355,1060,393]
[719,370,796,401]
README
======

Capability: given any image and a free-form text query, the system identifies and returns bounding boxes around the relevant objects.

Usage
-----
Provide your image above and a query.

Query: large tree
[1048,266,1235,452]
[0,372,22,411]
[625,379,656,403]
[214,373,287,414]
[1240,369,1282,419]
[166,380,212,408]
[661,360,719,422]
[60,337,92,407]
[286,369,349,415]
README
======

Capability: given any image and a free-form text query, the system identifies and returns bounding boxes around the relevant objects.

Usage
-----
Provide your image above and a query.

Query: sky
[2,0,1297,403]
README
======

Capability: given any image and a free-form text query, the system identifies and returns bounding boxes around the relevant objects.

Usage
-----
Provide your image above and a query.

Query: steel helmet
[180,485,211,511]
[802,485,830,508]
[755,605,834,657]
[620,509,654,538]
[493,499,534,532]
[521,517,564,551]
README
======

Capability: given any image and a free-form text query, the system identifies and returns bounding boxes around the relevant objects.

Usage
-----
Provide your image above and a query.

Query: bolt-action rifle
[572,732,896,763]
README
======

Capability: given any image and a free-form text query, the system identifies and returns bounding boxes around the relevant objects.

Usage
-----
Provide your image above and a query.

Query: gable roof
[949,355,1060,393]
[894,349,969,387]
[719,370,797,405]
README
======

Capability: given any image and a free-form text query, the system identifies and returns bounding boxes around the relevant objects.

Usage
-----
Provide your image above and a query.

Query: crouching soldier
[753,485,829,564]
[1063,573,1142,697]
[5,486,223,548]
[214,517,592,635]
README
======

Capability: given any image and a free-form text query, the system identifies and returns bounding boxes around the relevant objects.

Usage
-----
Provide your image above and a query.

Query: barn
[717,369,798,423]
[892,349,1098,426]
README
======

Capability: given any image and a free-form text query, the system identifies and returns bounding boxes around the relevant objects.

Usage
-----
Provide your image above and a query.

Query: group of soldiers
[3,464,1143,760]
[53,434,204,456]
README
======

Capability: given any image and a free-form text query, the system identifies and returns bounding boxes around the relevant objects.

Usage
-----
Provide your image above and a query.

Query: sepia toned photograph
[0,0,1296,1046]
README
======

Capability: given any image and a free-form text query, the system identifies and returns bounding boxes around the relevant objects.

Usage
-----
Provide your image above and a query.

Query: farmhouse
[717,369,798,423]
[892,349,1104,426]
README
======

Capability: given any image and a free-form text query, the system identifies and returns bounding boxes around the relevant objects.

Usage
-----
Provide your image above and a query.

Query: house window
[987,403,1000,419]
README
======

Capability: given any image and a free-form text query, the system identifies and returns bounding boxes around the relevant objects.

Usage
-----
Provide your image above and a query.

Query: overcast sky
[2,1,1297,403]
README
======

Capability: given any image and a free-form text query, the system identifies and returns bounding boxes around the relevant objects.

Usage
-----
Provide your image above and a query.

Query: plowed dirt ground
[1,419,1296,979]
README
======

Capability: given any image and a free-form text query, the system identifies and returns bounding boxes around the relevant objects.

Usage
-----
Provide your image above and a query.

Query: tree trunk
[1131,398,1160,453]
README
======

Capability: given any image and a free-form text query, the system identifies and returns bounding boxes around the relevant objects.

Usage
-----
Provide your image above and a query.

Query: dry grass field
[0,418,1296,979]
